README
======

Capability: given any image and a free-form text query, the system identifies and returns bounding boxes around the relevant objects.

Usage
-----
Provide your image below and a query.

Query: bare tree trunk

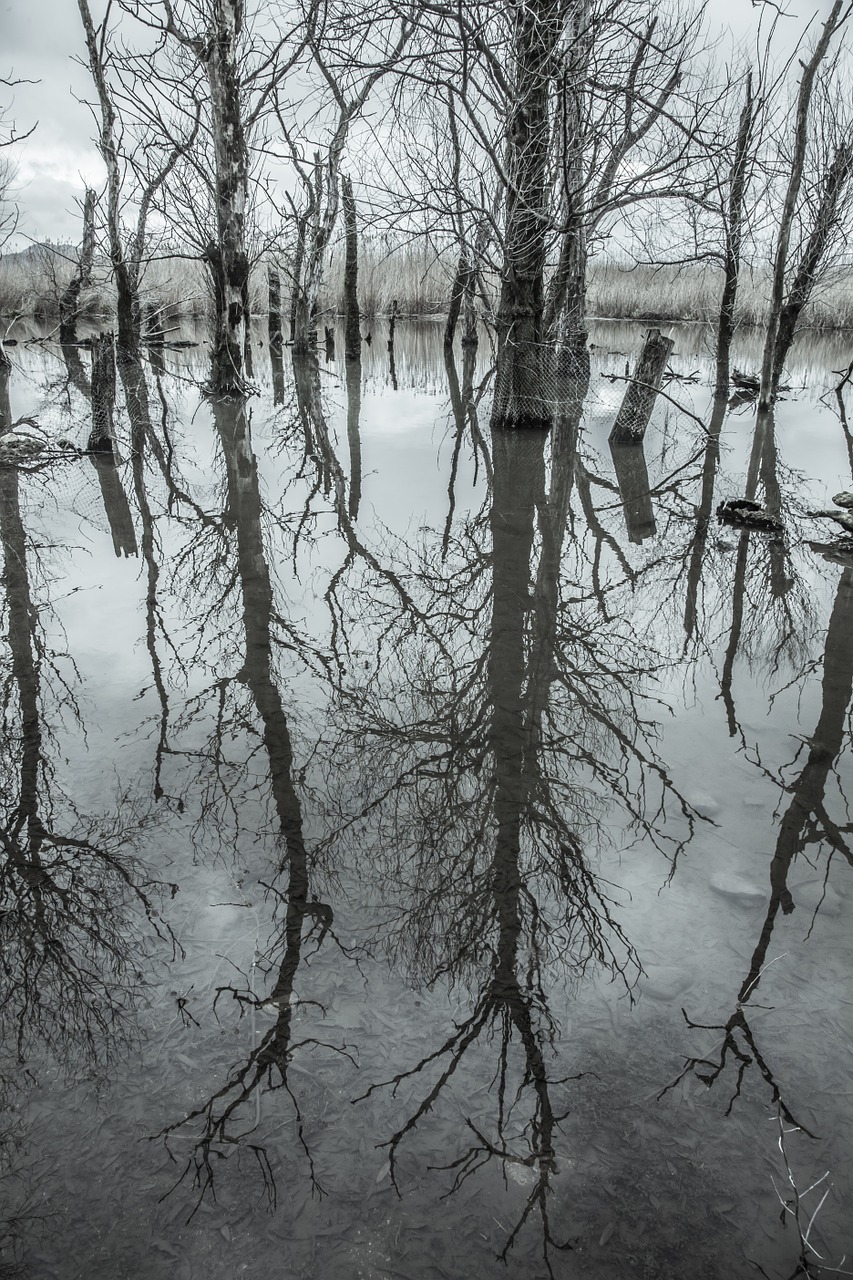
[758,0,848,409]
[491,0,564,429]
[202,0,251,393]
[770,135,853,391]
[289,212,308,342]
[59,189,97,345]
[77,0,139,353]
[342,174,361,361]
[543,0,591,346]
[444,251,472,350]
[268,266,282,347]
[715,74,754,398]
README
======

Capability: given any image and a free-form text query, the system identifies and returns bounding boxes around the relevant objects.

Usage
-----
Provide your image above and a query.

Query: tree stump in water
[609,327,673,445]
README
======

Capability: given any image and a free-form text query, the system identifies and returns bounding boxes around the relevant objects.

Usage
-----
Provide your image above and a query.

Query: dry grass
[4,240,853,331]
[587,260,853,330]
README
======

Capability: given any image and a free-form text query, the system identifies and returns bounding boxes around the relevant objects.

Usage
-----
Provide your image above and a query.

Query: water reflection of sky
[1,322,851,1280]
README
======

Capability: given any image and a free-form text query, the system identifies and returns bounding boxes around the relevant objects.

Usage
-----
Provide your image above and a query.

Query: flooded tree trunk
[292,155,331,358]
[202,0,251,394]
[59,188,97,345]
[342,175,361,362]
[268,266,282,348]
[490,0,564,430]
[444,252,473,350]
[714,74,753,399]
[769,135,853,395]
[758,1,847,409]
[609,328,673,444]
[89,332,117,453]
[289,213,308,343]
[88,332,137,554]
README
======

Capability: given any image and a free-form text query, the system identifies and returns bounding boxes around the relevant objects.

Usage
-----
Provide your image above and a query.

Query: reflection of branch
[153,395,356,1215]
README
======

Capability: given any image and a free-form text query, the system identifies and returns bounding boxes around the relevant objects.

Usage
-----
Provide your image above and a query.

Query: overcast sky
[0,0,835,249]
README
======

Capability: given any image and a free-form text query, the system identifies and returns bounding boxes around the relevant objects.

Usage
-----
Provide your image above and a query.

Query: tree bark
[342,174,361,362]
[59,189,97,345]
[770,136,853,392]
[490,0,564,429]
[89,332,117,453]
[202,0,251,393]
[714,74,754,399]
[758,0,848,408]
[268,266,282,348]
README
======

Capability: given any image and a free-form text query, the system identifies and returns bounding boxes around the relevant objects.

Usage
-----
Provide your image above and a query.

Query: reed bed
[3,241,853,331]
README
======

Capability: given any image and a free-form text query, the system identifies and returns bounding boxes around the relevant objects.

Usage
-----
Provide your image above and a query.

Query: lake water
[1,318,852,1280]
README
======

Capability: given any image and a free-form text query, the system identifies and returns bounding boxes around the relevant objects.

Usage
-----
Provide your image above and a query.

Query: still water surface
[1,320,852,1280]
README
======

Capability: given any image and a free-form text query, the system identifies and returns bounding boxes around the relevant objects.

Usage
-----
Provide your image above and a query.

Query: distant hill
[1,241,78,266]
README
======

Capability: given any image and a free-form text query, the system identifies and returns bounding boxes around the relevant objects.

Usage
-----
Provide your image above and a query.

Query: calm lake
[1,318,852,1280]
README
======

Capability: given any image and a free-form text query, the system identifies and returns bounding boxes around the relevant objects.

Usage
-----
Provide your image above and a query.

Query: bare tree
[75,1,200,354]
[758,0,853,408]
[278,2,412,356]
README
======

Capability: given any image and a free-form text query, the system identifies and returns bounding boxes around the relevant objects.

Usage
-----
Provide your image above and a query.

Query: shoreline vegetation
[3,243,853,333]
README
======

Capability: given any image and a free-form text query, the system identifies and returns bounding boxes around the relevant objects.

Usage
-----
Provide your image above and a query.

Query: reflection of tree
[311,353,696,1272]
[0,360,175,1068]
[720,408,809,736]
[154,399,352,1213]
[663,567,853,1133]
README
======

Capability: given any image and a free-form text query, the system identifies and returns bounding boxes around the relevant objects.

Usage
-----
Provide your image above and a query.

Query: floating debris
[716,498,784,533]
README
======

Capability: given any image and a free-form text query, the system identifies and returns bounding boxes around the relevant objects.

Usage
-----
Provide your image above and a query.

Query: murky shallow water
[1,319,852,1280]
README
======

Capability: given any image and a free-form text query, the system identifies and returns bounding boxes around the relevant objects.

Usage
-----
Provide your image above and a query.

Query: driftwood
[609,327,674,445]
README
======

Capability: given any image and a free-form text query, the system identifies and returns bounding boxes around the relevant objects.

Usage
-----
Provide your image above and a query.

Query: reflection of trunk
[345,351,362,520]
[684,392,726,641]
[526,358,588,743]
[609,442,655,544]
[201,0,251,393]
[215,398,312,1052]
[61,344,92,400]
[491,0,563,430]
[119,354,171,794]
[490,428,546,857]
[59,188,97,345]
[740,567,853,1000]
[90,456,138,557]
[487,424,557,1172]
[0,369,43,866]
[270,339,286,406]
[757,408,790,601]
